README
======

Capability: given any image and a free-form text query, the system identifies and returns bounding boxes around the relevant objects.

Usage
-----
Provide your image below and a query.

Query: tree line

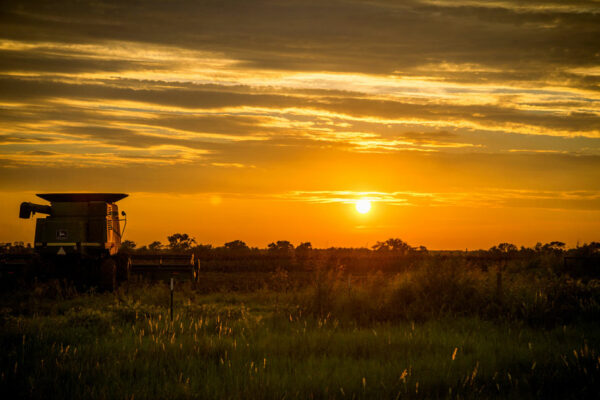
[118,234,600,258]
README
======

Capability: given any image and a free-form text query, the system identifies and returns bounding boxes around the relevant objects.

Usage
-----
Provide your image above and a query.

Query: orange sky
[1,0,599,249]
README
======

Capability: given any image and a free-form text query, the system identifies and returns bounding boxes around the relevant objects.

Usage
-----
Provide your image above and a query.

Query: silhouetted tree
[570,242,600,257]
[372,238,414,255]
[120,240,136,251]
[372,241,388,251]
[268,240,294,251]
[296,242,312,250]
[268,240,294,257]
[541,241,566,253]
[534,242,543,252]
[167,233,196,251]
[295,242,313,261]
[489,243,518,254]
[224,240,249,251]
[148,241,163,251]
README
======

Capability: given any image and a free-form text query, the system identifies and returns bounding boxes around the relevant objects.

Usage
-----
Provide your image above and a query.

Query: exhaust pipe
[19,202,52,219]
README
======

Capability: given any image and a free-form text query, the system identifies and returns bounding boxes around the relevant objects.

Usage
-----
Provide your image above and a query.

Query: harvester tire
[100,258,117,291]
[115,254,131,283]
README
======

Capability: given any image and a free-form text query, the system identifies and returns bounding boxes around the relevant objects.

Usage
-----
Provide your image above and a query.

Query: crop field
[1,255,600,399]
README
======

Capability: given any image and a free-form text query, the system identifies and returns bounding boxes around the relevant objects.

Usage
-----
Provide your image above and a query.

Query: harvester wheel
[115,254,131,283]
[100,258,117,291]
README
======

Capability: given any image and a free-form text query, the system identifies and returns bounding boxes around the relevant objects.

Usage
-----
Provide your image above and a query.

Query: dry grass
[1,259,599,399]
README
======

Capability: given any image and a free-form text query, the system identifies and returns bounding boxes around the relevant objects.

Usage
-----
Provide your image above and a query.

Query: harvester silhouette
[1,193,198,290]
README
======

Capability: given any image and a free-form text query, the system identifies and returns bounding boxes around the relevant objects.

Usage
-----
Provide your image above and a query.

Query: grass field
[1,263,600,399]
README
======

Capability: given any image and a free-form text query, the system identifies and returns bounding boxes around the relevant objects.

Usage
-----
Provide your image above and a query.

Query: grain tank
[2,193,198,289]
[15,193,130,289]
[21,193,128,257]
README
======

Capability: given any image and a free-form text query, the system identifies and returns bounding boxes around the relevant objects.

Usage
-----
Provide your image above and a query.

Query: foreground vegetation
[1,254,600,399]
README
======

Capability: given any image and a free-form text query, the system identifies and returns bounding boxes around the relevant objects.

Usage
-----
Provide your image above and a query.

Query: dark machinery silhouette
[1,193,197,289]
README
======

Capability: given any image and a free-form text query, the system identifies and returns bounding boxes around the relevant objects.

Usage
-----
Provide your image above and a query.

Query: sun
[355,199,371,214]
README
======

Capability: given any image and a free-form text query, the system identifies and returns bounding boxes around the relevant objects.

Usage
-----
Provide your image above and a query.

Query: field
[1,253,600,399]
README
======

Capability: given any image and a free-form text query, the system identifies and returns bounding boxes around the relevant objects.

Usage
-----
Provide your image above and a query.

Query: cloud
[210,162,254,168]
[23,150,57,156]
[0,0,598,216]
[280,189,600,210]
[0,134,56,144]
[2,76,599,146]
[2,1,598,75]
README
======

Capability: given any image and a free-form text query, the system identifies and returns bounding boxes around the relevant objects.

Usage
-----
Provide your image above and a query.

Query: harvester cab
[20,193,128,257]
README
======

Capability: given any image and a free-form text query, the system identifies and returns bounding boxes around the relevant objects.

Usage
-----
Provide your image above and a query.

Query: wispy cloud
[279,189,600,210]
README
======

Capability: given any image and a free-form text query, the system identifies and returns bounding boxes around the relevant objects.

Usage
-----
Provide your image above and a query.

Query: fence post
[170,277,174,322]
[496,260,505,302]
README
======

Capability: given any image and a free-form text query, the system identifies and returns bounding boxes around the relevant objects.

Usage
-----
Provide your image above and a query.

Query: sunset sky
[1,0,599,249]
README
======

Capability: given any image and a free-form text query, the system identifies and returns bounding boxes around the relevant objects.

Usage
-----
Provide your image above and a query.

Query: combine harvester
[0,193,198,290]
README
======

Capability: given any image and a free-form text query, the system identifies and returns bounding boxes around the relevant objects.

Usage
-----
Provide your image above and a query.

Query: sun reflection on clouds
[278,189,600,211]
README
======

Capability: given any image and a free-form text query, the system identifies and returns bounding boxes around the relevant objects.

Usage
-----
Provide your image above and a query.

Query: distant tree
[532,241,566,254]
[542,241,566,253]
[296,242,312,251]
[570,242,600,257]
[268,240,295,257]
[489,243,518,254]
[224,240,249,251]
[372,238,414,255]
[518,245,536,256]
[167,233,196,251]
[587,242,600,253]
[417,245,428,253]
[120,240,136,251]
[372,241,388,252]
[268,240,294,251]
[148,241,163,251]
[295,242,313,259]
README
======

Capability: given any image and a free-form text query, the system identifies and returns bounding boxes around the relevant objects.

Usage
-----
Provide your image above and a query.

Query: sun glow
[355,199,372,214]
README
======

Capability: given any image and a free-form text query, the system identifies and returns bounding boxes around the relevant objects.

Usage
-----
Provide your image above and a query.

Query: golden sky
[1,0,599,249]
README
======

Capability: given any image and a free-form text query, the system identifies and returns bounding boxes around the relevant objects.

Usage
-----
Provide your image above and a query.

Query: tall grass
[1,260,599,399]
[299,259,600,327]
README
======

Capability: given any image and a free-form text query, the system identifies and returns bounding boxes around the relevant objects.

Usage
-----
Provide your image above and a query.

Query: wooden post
[496,260,505,302]
[170,277,174,322]
[496,270,502,300]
